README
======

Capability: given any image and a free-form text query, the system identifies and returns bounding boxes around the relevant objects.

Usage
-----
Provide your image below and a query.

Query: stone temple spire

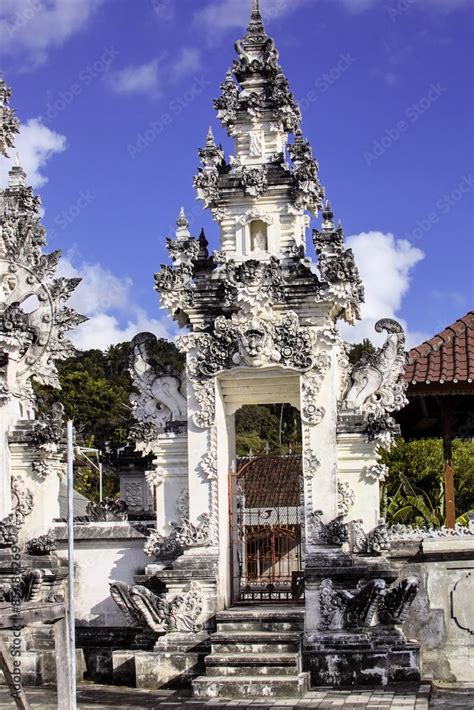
[156,0,363,330]
[0,77,20,158]
[0,77,87,398]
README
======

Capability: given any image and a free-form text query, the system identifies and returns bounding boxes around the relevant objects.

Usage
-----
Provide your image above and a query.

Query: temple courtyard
[2,681,473,709]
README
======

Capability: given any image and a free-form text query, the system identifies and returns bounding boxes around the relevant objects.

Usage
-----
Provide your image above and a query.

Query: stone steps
[192,606,309,698]
[210,631,301,654]
[192,673,310,699]
[205,652,300,676]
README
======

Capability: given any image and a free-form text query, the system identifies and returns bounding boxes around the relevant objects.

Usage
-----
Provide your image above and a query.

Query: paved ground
[0,682,472,709]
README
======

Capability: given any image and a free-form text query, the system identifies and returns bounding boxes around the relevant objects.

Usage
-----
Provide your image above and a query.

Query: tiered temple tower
[0,78,85,543]
[112,1,420,695]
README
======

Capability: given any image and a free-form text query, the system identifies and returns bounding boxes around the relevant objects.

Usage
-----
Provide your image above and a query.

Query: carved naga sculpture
[378,577,419,625]
[319,578,386,630]
[129,332,187,432]
[110,580,203,633]
[343,319,408,418]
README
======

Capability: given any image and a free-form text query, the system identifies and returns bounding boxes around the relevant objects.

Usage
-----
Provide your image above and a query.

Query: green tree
[379,437,474,526]
[348,339,376,365]
[33,338,183,499]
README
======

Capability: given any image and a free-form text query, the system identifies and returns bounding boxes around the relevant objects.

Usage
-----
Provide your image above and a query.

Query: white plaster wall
[336,433,380,530]
[389,538,474,683]
[54,523,149,627]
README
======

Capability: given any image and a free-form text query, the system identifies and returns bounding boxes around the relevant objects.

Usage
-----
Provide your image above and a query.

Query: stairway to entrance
[192,606,310,699]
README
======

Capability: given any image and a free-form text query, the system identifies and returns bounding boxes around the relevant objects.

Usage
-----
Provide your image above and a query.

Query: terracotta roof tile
[236,455,301,508]
[404,310,474,385]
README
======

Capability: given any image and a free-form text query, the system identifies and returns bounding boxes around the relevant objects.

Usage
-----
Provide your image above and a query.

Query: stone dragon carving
[378,577,419,625]
[319,578,386,630]
[344,319,408,418]
[129,332,187,437]
[110,580,204,633]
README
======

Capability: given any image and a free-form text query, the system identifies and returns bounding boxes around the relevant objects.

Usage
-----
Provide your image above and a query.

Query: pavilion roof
[404,310,474,387]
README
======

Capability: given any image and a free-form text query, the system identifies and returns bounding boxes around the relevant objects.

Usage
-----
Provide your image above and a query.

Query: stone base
[192,673,311,699]
[303,632,421,687]
[112,633,210,689]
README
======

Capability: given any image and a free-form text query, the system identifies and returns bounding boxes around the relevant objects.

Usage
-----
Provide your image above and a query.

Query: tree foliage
[379,437,474,526]
[33,339,182,500]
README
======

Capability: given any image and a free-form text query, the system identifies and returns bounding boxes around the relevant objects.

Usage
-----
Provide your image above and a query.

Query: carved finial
[247,0,264,33]
[321,200,335,231]
[206,126,216,148]
[176,207,188,229]
[198,228,209,260]
[8,155,26,188]
[225,68,233,82]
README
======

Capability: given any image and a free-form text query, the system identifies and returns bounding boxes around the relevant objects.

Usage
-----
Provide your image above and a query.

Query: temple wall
[388,537,474,683]
[53,522,148,627]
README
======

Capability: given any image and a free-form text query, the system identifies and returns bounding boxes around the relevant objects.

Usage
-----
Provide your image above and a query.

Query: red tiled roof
[404,311,474,386]
[236,455,302,508]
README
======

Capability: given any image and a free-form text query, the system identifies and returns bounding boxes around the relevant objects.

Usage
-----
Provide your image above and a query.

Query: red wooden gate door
[229,455,304,603]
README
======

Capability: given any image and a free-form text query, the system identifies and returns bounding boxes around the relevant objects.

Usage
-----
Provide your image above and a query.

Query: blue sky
[0,0,472,349]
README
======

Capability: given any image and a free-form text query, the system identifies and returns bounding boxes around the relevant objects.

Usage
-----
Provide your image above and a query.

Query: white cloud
[57,257,174,351]
[340,231,427,348]
[0,118,66,189]
[108,59,162,97]
[195,0,472,34]
[0,0,103,66]
[194,0,308,33]
[170,48,203,82]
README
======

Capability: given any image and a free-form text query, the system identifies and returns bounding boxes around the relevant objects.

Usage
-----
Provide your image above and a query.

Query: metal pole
[66,420,77,710]
[99,462,103,503]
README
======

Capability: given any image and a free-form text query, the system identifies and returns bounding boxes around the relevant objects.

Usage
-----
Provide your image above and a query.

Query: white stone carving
[129,332,187,432]
[301,355,330,425]
[364,463,389,482]
[337,481,355,517]
[249,130,264,157]
[238,208,274,226]
[176,487,189,517]
[344,319,408,418]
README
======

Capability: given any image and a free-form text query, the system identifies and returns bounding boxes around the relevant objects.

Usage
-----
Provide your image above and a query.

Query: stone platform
[0,681,440,708]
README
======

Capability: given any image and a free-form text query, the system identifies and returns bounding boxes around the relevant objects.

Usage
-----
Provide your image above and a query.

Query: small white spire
[176,207,190,240]
[8,153,26,187]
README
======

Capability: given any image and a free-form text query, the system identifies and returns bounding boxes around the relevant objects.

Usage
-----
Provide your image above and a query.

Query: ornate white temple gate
[109,1,422,697]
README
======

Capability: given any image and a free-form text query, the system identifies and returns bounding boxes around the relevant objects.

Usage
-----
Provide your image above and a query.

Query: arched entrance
[229,455,304,603]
